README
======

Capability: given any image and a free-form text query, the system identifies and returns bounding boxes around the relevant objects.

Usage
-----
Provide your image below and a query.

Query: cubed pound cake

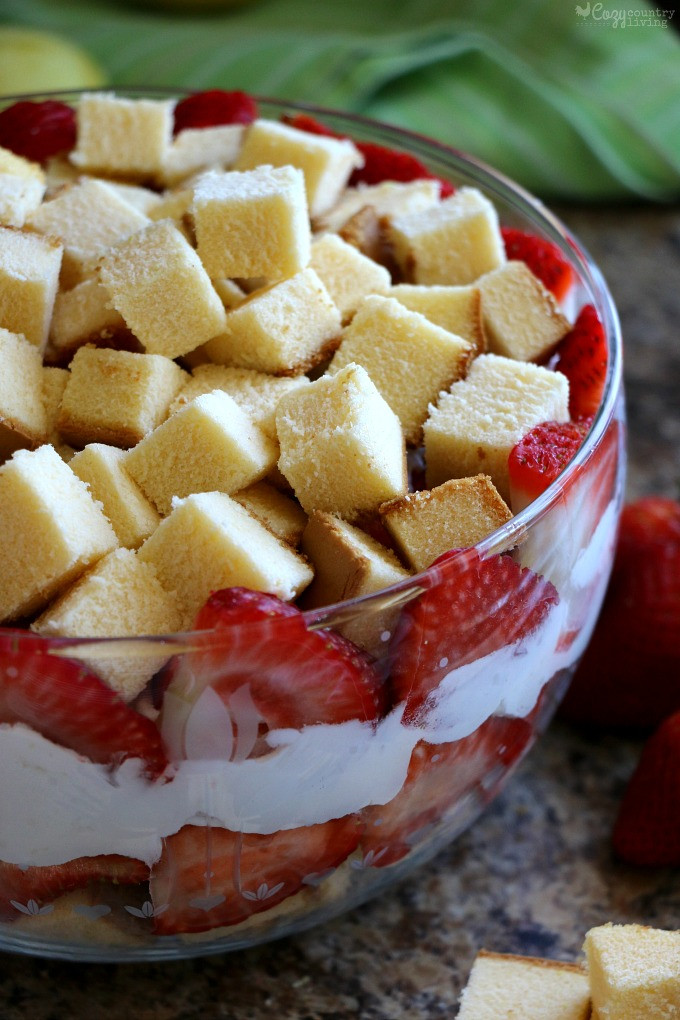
[276,362,407,519]
[389,283,487,358]
[70,92,174,180]
[70,443,161,549]
[328,294,472,444]
[48,276,130,361]
[0,146,46,227]
[317,178,441,233]
[138,491,313,629]
[0,444,118,623]
[234,118,363,218]
[232,481,307,547]
[388,187,506,286]
[478,260,571,362]
[192,164,311,281]
[26,177,150,289]
[0,226,62,352]
[159,124,245,187]
[0,328,47,462]
[379,475,512,573]
[310,232,391,322]
[584,923,680,1019]
[32,548,183,702]
[458,950,591,1020]
[41,365,72,457]
[169,363,309,440]
[125,390,277,515]
[202,268,341,375]
[97,218,228,360]
[424,353,569,504]
[58,346,187,449]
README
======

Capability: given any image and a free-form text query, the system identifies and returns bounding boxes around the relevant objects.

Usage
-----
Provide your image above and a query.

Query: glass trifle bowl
[0,90,625,961]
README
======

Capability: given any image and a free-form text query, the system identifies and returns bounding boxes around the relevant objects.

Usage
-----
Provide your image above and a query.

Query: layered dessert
[0,91,623,954]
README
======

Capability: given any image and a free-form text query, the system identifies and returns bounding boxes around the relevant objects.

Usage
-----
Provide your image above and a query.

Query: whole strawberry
[613,710,680,867]
[560,497,680,730]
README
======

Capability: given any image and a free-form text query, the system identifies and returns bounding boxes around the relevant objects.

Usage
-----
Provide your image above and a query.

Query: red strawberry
[389,550,559,723]
[501,227,575,302]
[612,711,680,866]
[283,114,454,197]
[560,497,680,730]
[361,716,532,867]
[0,100,76,162]
[0,855,148,922]
[508,418,592,513]
[0,632,167,774]
[173,89,257,134]
[160,589,387,756]
[150,816,361,934]
[553,304,608,420]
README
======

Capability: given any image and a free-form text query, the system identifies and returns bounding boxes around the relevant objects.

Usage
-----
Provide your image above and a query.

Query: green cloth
[3,0,680,200]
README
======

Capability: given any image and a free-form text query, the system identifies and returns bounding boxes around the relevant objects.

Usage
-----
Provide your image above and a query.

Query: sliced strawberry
[173,89,257,134]
[560,497,680,730]
[501,227,575,302]
[160,589,387,757]
[151,816,361,934]
[0,632,167,774]
[0,100,77,163]
[508,418,592,513]
[389,550,559,723]
[553,304,608,420]
[283,114,454,197]
[361,716,532,867]
[612,711,680,866]
[0,855,148,922]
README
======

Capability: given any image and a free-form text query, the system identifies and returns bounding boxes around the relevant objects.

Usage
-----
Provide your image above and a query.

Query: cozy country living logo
[575,2,674,25]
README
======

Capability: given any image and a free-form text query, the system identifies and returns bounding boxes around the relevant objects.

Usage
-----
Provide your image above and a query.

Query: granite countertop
[1,204,679,1020]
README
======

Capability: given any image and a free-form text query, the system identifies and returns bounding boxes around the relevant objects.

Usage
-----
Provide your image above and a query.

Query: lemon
[0,27,107,96]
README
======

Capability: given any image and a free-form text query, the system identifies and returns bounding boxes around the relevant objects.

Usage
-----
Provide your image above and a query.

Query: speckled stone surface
[0,204,679,1019]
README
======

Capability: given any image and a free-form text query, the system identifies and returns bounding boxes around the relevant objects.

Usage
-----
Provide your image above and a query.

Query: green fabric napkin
[3,0,680,200]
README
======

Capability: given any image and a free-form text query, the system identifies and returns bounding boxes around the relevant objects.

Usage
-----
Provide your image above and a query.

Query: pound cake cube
[234,119,363,218]
[32,548,183,701]
[0,444,118,622]
[0,226,62,351]
[458,951,590,1020]
[380,475,513,572]
[70,93,174,179]
[203,268,341,375]
[329,294,473,444]
[138,491,313,627]
[98,218,227,359]
[318,179,441,233]
[125,390,278,515]
[49,276,129,359]
[310,233,391,322]
[584,923,680,1020]
[0,328,47,461]
[169,364,309,440]
[424,353,569,503]
[58,346,187,449]
[478,260,571,361]
[302,510,411,607]
[0,146,46,227]
[70,443,161,548]
[276,362,407,518]
[193,165,310,281]
[389,187,505,286]
[160,125,245,186]
[389,283,486,358]
[26,177,150,288]
[41,365,72,458]
[233,480,307,546]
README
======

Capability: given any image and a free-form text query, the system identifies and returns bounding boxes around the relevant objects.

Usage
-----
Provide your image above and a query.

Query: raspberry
[173,89,258,134]
[0,100,76,162]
